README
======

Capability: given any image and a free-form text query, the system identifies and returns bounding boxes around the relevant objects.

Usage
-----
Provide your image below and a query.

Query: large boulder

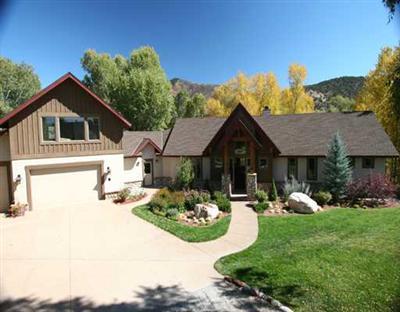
[194,203,219,219]
[288,192,321,214]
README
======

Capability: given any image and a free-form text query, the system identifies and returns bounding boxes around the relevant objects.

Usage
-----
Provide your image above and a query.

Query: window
[59,117,85,141]
[349,157,356,168]
[144,162,151,174]
[307,157,318,181]
[259,158,268,169]
[287,158,298,179]
[87,117,100,140]
[362,157,375,169]
[42,117,56,141]
[191,158,202,179]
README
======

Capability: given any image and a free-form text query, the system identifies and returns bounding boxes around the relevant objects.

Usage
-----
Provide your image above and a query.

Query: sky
[0,0,399,87]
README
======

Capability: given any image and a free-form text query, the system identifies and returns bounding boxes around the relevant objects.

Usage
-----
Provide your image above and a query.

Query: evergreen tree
[323,132,352,202]
[269,178,278,201]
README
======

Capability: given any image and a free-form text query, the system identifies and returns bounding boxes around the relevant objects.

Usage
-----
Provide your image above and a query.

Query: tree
[0,57,41,117]
[176,158,195,189]
[81,46,174,130]
[173,90,206,122]
[326,95,355,112]
[280,64,314,114]
[383,0,400,20]
[268,178,278,201]
[323,132,352,202]
[356,46,400,181]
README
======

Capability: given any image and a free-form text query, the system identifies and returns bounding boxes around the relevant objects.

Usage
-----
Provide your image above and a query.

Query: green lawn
[215,208,400,312]
[132,205,231,242]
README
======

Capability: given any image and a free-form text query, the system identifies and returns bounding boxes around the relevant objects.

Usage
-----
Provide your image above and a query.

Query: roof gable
[0,72,131,128]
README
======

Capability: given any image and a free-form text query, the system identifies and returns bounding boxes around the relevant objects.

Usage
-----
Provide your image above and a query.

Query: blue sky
[0,0,399,87]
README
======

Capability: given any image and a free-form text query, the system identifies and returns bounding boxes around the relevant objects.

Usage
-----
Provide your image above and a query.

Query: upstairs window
[87,117,100,140]
[60,117,85,141]
[362,157,375,169]
[42,117,56,141]
[307,157,318,181]
[287,158,298,179]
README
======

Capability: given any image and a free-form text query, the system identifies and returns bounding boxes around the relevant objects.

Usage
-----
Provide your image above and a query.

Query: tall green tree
[383,0,400,20]
[327,95,355,112]
[81,46,174,130]
[0,57,41,117]
[323,132,352,202]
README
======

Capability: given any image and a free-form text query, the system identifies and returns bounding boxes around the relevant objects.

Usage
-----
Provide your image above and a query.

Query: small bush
[200,191,211,203]
[149,188,185,212]
[255,190,267,203]
[213,191,231,213]
[176,158,195,189]
[254,202,268,214]
[184,190,203,210]
[347,173,396,205]
[166,208,179,220]
[313,191,332,206]
[269,179,278,201]
[283,176,311,201]
[116,187,131,202]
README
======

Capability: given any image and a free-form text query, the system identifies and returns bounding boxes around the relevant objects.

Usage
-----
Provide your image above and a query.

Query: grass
[215,207,400,312]
[132,205,231,242]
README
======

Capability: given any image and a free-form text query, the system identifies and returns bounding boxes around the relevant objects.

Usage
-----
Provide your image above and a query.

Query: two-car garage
[28,163,103,210]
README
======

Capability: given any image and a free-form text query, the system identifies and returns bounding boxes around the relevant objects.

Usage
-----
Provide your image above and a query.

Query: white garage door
[30,165,101,209]
[0,166,10,212]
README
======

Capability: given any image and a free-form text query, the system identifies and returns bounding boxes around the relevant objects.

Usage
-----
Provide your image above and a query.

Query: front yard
[132,205,231,242]
[215,207,400,312]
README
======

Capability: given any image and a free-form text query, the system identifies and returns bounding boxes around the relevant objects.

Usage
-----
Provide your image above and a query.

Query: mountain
[305,76,365,99]
[171,78,217,98]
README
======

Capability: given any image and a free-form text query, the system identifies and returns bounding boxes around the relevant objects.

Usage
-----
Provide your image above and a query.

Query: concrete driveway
[0,189,265,310]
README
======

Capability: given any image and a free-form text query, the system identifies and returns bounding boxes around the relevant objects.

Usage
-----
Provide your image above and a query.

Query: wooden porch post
[223,143,229,175]
[249,141,256,173]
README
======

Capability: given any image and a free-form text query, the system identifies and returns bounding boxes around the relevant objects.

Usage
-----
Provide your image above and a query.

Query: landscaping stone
[288,192,321,214]
[194,203,219,219]
[246,173,257,201]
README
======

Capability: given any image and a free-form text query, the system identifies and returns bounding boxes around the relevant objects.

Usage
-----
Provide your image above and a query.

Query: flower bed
[114,187,147,204]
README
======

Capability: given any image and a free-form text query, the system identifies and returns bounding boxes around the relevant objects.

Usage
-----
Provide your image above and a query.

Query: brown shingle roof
[162,117,225,156]
[123,130,166,157]
[161,111,398,157]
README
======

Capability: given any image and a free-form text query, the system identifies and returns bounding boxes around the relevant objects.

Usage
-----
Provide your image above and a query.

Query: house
[0,73,398,212]
[0,73,131,211]
[123,101,399,196]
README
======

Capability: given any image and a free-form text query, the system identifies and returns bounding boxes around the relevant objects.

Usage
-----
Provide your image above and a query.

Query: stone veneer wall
[247,173,257,200]
[221,174,231,197]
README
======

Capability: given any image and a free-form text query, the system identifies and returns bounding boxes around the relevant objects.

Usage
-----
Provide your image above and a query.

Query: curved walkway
[0,190,260,310]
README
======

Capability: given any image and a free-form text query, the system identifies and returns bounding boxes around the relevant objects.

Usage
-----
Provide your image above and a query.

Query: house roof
[123,130,168,157]
[162,110,399,157]
[0,72,132,129]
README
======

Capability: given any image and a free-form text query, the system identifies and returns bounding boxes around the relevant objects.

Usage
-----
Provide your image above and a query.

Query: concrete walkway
[0,190,269,311]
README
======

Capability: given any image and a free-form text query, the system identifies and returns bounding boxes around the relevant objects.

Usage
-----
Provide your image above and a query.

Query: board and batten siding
[0,133,11,161]
[8,79,124,160]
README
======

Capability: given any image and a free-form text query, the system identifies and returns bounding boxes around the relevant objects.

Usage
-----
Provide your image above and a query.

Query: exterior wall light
[15,174,22,184]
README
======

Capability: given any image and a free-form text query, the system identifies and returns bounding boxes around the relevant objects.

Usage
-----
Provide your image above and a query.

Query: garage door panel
[31,165,100,210]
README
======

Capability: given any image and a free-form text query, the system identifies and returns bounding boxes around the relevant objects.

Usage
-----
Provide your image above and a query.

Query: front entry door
[143,160,153,186]
[233,157,246,193]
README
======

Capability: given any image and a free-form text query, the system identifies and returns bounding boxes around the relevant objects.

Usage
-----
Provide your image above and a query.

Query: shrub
[166,208,179,220]
[269,179,278,201]
[254,202,269,214]
[200,191,211,203]
[183,190,211,210]
[313,191,332,206]
[255,190,267,203]
[7,203,27,218]
[283,176,311,201]
[176,158,195,189]
[347,173,396,205]
[213,191,231,213]
[323,132,352,202]
[116,187,131,202]
[149,188,185,212]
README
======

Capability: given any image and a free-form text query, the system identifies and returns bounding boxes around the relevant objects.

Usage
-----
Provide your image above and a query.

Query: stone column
[221,174,231,197]
[247,173,257,201]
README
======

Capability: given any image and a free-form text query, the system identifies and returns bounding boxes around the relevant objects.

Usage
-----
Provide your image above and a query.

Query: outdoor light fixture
[106,167,111,175]
[15,174,22,184]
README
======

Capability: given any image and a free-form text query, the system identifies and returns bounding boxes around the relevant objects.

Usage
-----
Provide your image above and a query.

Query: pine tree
[323,132,352,202]
[269,178,278,201]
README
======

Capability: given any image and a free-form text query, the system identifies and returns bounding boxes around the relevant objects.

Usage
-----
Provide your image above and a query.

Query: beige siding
[352,157,386,179]
[8,79,124,160]
[0,133,10,161]
[162,157,180,178]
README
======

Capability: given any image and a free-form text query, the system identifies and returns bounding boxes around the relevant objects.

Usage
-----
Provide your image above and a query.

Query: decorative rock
[288,192,321,214]
[199,217,206,224]
[205,217,212,223]
[194,203,219,219]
